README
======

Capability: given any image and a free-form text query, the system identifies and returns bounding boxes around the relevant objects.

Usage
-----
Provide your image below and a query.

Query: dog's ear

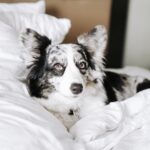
[20,28,51,68]
[20,29,52,98]
[77,25,107,61]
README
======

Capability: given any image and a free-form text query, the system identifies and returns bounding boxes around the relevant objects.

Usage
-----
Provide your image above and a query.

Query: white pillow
[0,12,71,44]
[0,0,45,14]
[0,21,22,79]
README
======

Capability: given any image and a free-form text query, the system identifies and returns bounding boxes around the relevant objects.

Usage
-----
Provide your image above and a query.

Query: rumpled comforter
[71,88,150,150]
[0,66,150,150]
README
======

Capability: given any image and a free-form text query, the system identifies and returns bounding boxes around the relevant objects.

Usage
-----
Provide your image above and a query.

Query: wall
[123,0,150,69]
[46,0,111,43]
[0,0,36,2]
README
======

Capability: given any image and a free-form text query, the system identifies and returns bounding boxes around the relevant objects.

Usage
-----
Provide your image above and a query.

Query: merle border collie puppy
[20,25,150,128]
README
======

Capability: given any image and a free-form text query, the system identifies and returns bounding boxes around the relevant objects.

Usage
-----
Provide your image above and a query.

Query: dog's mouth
[57,90,83,99]
[65,93,82,99]
[72,95,80,98]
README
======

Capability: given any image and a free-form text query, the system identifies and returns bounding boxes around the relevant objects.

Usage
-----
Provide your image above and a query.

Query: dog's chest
[37,84,107,129]
[51,109,80,129]
[39,91,106,129]
[50,97,106,129]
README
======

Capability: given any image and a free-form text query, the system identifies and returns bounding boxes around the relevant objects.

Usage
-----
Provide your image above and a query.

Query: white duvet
[0,67,150,150]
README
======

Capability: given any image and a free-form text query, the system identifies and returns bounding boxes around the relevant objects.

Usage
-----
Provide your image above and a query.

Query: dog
[20,25,150,129]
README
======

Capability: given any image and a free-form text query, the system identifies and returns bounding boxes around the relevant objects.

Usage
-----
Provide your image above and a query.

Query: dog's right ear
[20,28,51,68]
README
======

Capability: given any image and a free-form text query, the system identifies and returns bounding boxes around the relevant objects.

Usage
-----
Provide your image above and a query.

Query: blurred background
[0,0,149,70]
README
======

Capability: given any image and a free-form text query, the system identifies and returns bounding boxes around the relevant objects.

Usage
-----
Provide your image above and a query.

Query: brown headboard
[45,0,111,43]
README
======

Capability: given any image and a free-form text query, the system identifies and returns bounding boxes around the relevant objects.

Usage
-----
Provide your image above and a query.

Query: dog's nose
[70,83,83,95]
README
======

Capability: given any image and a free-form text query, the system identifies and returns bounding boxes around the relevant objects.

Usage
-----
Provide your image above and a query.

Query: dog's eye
[53,63,64,71]
[79,62,86,69]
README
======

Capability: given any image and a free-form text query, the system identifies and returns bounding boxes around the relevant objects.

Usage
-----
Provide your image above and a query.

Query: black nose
[70,83,83,95]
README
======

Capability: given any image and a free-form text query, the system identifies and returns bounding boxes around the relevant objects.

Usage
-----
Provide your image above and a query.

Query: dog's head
[20,25,107,99]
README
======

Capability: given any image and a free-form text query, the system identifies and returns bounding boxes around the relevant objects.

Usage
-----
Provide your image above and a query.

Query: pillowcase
[0,12,71,44]
[0,20,22,79]
[0,0,45,14]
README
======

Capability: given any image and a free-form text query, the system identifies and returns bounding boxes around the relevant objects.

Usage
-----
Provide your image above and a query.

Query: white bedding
[0,1,150,150]
[71,88,150,150]
[0,72,150,150]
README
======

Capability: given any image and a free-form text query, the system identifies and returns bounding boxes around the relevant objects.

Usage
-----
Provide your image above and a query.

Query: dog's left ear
[77,25,107,60]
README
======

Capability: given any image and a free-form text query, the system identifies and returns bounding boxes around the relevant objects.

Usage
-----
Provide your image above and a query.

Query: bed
[0,1,150,150]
